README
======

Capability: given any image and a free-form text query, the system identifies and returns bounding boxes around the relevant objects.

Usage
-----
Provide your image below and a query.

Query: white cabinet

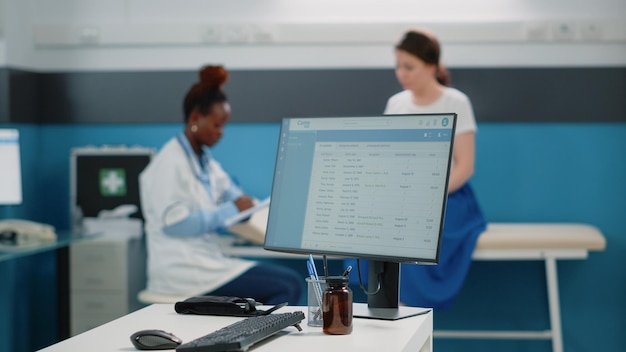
[69,235,146,335]
[68,146,153,335]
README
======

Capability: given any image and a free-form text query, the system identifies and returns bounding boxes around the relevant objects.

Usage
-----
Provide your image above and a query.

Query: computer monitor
[0,129,23,205]
[70,147,154,231]
[264,113,456,320]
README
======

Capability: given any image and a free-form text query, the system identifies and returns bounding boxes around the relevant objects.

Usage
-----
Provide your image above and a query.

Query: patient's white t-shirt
[384,87,477,135]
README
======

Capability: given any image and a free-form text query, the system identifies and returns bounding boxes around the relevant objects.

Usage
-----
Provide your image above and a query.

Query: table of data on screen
[301,140,450,259]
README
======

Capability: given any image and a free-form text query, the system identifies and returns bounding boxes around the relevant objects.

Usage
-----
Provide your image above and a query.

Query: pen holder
[305,277,327,327]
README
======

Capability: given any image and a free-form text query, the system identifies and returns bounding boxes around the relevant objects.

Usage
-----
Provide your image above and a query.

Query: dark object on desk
[0,230,17,245]
[176,311,304,352]
[175,295,286,317]
[323,276,353,335]
[130,329,182,350]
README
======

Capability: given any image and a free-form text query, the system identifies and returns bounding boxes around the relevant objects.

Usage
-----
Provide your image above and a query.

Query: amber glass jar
[322,276,353,335]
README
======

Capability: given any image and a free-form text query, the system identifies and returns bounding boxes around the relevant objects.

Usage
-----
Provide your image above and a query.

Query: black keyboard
[176,311,305,352]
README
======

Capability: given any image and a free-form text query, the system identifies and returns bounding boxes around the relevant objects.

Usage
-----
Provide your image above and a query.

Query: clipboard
[225,197,270,245]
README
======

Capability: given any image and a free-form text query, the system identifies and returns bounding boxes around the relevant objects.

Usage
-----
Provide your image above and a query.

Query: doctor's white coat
[139,137,255,296]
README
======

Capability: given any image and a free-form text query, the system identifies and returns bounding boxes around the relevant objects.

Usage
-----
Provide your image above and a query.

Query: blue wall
[1,122,624,351]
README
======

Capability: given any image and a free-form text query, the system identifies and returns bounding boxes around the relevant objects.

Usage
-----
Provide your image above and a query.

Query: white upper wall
[0,0,6,65]
[3,0,626,71]
[0,0,4,35]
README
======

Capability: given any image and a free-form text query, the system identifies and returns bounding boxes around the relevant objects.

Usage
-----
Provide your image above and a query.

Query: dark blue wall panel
[3,67,626,124]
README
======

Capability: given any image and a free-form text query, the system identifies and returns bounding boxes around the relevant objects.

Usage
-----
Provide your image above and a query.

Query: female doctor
[139,65,302,305]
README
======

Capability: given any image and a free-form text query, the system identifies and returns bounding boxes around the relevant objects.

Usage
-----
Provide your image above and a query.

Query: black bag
[174,296,286,317]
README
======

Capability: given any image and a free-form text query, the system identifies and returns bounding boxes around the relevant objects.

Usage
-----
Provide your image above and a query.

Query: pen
[308,255,320,280]
[342,265,352,278]
[307,256,324,320]
[306,260,323,301]
[306,259,318,281]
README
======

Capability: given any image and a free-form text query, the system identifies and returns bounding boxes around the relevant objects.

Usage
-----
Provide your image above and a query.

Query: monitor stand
[352,261,431,320]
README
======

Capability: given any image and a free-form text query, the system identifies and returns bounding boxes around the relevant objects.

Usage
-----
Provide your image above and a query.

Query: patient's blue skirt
[346,183,486,310]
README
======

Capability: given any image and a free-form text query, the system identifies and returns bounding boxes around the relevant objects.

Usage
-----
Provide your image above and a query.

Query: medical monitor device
[70,147,154,232]
[0,129,23,205]
[264,113,457,319]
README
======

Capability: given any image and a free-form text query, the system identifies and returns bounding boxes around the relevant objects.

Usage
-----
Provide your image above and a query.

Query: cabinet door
[70,239,128,291]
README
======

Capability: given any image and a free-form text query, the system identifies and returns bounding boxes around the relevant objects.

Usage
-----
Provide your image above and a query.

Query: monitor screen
[71,148,154,230]
[264,114,457,318]
[0,129,23,205]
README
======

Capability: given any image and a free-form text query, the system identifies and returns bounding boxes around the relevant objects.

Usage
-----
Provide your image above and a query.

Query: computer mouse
[130,329,182,350]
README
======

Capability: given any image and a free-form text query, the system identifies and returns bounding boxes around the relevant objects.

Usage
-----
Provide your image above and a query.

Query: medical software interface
[266,114,455,262]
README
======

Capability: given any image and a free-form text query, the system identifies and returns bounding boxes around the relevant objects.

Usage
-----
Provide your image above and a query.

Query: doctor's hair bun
[183,65,229,120]
[199,65,229,88]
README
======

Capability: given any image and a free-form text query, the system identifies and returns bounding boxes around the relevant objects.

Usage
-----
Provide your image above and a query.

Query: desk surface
[38,303,433,352]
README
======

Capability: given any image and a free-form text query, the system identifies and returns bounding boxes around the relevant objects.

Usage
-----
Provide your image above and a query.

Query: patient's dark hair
[183,65,228,122]
[396,30,450,86]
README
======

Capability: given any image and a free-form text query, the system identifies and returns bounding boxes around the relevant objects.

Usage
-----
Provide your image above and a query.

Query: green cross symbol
[99,168,127,197]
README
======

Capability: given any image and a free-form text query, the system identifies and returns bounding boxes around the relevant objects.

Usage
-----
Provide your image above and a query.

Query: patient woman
[390,29,487,309]
[350,29,487,310]
[139,65,302,305]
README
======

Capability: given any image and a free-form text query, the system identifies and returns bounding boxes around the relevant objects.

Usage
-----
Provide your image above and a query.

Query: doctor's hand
[234,196,254,211]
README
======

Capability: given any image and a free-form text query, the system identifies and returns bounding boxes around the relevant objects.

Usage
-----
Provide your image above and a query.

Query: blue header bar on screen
[287,114,455,142]
[314,129,453,142]
[288,114,454,131]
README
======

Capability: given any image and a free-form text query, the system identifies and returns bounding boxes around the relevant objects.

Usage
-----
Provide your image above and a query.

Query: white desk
[38,303,433,352]
[218,223,606,352]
